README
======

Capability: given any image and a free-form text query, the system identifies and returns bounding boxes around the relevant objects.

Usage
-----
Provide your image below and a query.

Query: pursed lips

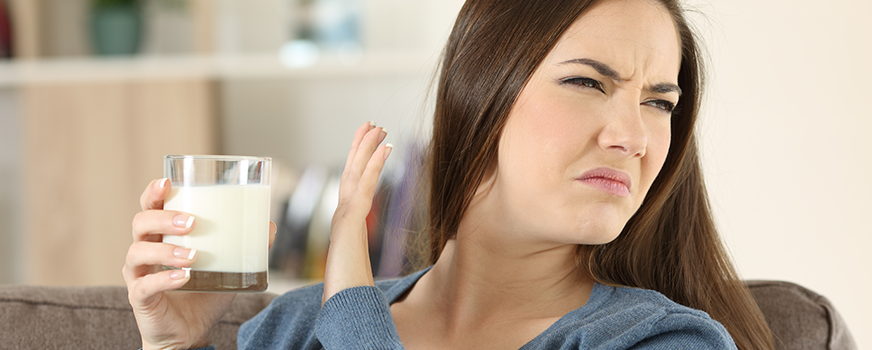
[576,167,632,197]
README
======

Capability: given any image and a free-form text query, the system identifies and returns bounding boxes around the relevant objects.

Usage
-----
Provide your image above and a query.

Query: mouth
[577,167,632,197]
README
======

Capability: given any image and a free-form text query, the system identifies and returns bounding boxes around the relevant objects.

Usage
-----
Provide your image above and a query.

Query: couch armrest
[746,280,857,350]
[0,285,277,350]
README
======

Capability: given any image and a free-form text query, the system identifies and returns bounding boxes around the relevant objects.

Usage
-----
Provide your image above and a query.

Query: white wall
[686,0,872,347]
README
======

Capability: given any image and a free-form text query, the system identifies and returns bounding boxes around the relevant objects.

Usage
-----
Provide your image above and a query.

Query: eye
[561,77,605,93]
[643,99,676,113]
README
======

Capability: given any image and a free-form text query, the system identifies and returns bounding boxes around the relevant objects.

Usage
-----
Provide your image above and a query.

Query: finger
[340,122,377,200]
[347,143,393,220]
[132,210,196,242]
[341,121,376,191]
[140,178,171,211]
[124,241,197,281]
[342,121,376,180]
[341,127,387,202]
[128,268,191,308]
[268,221,277,250]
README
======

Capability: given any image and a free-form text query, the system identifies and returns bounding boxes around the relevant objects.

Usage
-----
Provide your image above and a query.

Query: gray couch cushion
[0,285,277,350]
[747,280,857,350]
[0,281,858,349]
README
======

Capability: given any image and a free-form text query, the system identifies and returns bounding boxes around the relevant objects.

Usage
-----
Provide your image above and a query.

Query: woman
[124,0,774,349]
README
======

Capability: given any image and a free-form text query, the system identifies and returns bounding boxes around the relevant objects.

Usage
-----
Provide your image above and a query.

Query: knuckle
[133,280,151,299]
[140,183,154,209]
[131,211,147,231]
[121,265,133,283]
[125,243,140,266]
[131,213,139,230]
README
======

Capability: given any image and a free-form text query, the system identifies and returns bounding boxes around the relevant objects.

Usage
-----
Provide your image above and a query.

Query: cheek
[512,87,599,155]
[506,98,592,182]
[641,121,672,191]
[498,111,552,190]
[497,89,587,201]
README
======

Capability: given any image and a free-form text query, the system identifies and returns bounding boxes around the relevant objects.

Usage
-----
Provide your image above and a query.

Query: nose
[597,103,648,158]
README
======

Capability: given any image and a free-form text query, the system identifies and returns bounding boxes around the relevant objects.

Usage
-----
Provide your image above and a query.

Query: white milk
[163,185,270,273]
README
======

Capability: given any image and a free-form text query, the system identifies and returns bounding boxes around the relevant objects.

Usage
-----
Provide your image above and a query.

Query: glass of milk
[162,155,271,292]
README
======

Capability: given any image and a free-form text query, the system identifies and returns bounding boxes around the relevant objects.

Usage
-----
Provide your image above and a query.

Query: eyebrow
[559,58,682,96]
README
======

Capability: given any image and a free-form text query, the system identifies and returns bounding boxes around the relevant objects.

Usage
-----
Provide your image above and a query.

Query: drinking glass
[162,155,271,292]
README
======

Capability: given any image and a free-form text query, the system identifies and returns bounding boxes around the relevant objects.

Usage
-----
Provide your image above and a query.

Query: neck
[413,218,594,329]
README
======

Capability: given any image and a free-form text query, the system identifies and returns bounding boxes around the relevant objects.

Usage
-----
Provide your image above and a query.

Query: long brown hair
[419,0,773,349]
[424,0,773,349]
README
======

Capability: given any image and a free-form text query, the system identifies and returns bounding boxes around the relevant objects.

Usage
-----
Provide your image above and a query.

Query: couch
[0,280,857,349]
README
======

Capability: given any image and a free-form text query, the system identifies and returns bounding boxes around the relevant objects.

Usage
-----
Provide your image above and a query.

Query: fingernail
[155,178,168,189]
[384,143,393,160]
[173,214,195,228]
[174,247,197,260]
[368,121,376,128]
[381,127,388,134]
[169,268,190,280]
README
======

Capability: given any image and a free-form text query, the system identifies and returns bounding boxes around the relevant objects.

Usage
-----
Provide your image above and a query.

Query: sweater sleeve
[315,286,404,350]
[629,312,738,350]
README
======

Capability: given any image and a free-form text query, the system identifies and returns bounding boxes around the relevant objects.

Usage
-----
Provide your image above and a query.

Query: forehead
[546,0,681,80]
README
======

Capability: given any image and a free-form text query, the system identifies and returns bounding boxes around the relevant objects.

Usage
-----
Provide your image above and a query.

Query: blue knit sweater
[193,268,736,349]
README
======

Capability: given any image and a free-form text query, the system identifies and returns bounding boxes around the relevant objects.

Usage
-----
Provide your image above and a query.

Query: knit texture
[234,267,737,349]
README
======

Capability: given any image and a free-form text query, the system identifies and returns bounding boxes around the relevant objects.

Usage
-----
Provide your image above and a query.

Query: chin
[560,209,630,245]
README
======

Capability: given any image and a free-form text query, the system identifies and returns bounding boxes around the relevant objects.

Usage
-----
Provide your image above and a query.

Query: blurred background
[0,0,868,347]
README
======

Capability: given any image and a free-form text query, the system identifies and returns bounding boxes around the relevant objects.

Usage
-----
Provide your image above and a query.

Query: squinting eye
[561,77,605,93]
[644,100,676,113]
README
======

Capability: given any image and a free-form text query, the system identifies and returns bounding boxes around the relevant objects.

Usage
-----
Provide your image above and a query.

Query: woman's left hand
[322,121,391,305]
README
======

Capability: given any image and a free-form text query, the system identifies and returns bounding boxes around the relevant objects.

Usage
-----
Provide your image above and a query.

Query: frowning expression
[479,0,682,245]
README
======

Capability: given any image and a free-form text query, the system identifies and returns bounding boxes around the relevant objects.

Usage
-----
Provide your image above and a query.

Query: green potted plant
[90,0,143,55]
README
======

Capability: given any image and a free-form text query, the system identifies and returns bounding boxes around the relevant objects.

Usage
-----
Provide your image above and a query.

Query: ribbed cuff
[315,286,404,349]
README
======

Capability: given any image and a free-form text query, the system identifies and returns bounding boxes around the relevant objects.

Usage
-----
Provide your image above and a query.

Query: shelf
[0,52,440,87]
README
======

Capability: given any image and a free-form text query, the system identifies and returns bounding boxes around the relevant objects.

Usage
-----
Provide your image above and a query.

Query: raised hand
[322,121,392,305]
[123,178,277,350]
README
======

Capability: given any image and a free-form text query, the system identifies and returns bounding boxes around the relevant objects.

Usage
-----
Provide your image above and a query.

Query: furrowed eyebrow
[650,83,682,96]
[560,58,623,82]
[559,58,682,96]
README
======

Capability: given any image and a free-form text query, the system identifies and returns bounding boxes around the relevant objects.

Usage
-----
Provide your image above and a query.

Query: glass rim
[164,155,271,162]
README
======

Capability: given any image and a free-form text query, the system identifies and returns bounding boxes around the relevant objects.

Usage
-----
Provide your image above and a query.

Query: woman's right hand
[123,179,277,350]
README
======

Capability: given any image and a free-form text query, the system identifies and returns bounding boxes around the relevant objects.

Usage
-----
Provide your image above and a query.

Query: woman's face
[478,0,681,245]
